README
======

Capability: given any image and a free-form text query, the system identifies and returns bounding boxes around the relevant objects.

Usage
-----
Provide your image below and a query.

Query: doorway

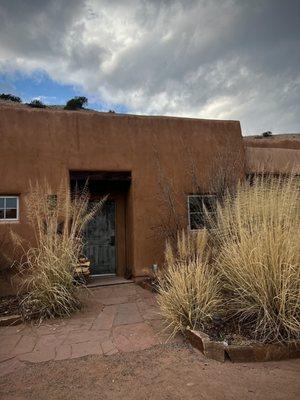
[70,171,132,278]
[84,200,116,275]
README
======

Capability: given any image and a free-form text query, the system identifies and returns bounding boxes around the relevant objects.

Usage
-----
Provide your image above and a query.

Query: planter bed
[186,329,300,363]
[0,295,22,326]
[0,314,22,326]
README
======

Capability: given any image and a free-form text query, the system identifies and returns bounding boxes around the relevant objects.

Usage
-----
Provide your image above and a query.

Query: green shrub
[27,99,46,108]
[64,96,88,110]
[0,93,21,102]
[262,130,272,137]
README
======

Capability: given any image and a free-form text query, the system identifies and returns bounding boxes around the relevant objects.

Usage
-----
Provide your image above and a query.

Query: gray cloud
[0,0,299,134]
[0,0,85,58]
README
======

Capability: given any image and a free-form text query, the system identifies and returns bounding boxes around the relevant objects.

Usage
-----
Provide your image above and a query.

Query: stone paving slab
[12,335,36,355]
[0,284,180,376]
[113,322,160,352]
[55,343,72,361]
[91,305,117,330]
[113,302,143,326]
[101,338,119,355]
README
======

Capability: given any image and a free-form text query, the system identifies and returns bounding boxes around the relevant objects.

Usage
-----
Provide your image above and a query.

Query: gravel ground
[1,342,299,400]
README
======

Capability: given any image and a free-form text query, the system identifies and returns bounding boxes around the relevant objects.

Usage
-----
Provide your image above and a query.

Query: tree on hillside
[28,99,46,108]
[0,93,22,103]
[64,96,88,110]
[262,131,272,137]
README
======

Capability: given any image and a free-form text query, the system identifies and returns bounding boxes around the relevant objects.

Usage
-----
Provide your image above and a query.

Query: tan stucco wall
[0,104,244,284]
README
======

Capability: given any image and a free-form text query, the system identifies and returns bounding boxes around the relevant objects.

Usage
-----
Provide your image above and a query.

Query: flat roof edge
[0,101,240,124]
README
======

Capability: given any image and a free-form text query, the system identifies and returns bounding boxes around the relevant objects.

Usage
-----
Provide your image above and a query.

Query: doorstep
[87,276,134,288]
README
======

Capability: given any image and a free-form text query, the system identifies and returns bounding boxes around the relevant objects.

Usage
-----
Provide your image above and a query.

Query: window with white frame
[188,194,216,230]
[0,196,19,221]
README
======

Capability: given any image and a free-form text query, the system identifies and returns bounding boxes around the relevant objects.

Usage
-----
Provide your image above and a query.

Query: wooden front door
[84,200,116,275]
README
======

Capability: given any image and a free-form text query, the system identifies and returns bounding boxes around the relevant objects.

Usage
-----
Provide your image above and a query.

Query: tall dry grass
[158,175,300,343]
[14,181,105,321]
[209,175,300,342]
[157,230,221,336]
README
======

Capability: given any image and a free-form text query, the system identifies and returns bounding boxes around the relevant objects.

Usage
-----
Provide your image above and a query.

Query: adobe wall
[0,104,244,285]
[245,135,300,150]
[245,147,300,174]
[244,135,300,174]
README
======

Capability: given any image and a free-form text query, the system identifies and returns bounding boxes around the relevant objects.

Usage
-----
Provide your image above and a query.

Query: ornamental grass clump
[157,230,222,336]
[15,181,105,321]
[210,175,300,342]
[158,175,300,344]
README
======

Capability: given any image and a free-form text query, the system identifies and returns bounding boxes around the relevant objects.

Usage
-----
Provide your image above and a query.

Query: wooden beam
[70,171,132,181]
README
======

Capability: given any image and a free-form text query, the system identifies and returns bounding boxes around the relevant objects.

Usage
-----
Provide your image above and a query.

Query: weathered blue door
[84,200,116,275]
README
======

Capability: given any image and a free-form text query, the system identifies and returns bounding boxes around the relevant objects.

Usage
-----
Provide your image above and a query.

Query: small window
[188,195,216,230]
[0,196,19,221]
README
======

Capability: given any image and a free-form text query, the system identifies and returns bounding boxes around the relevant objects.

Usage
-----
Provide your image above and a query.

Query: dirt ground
[1,342,299,400]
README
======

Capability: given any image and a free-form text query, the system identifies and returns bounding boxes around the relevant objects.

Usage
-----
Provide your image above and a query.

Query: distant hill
[244,134,300,150]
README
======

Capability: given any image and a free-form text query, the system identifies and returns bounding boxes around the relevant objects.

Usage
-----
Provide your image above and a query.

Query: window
[0,196,19,221]
[188,195,216,230]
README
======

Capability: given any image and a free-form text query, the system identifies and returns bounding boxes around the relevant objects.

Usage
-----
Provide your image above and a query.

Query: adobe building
[0,102,245,291]
[244,134,300,175]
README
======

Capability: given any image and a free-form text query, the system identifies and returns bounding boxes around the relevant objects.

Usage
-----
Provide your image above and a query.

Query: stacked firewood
[75,256,91,280]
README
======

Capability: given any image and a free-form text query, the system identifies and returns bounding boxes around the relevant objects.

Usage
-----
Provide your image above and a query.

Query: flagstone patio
[0,284,181,377]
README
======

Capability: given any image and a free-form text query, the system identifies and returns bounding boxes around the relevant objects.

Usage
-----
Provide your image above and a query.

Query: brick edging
[185,329,300,363]
[0,314,22,327]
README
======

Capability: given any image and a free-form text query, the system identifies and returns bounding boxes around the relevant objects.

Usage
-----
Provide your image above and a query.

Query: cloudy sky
[0,0,299,135]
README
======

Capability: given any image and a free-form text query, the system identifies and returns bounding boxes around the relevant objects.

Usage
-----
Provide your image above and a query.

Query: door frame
[70,170,132,279]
